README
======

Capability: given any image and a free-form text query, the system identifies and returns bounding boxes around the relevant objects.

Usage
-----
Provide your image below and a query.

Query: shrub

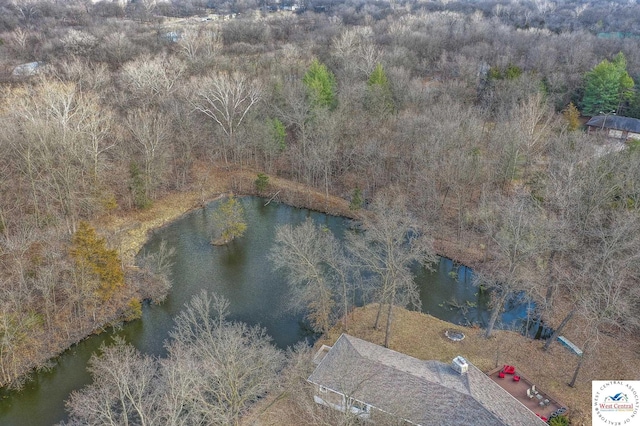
[549,415,569,426]
[349,187,363,210]
[255,173,269,193]
[124,298,143,321]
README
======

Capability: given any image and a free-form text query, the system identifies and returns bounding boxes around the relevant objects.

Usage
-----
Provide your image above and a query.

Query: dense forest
[1,0,640,424]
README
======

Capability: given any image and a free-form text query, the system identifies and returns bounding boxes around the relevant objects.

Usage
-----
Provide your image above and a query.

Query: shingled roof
[307,334,545,426]
[586,115,640,133]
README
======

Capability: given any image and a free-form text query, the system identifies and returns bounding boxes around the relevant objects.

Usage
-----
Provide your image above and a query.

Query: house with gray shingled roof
[307,334,545,425]
[586,115,640,141]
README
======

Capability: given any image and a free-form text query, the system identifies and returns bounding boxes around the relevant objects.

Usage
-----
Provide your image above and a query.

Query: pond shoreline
[4,166,637,426]
[0,166,486,393]
[104,165,484,271]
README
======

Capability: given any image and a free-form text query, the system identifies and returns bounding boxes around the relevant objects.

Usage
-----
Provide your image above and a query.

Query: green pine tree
[303,59,337,110]
[581,52,634,116]
[366,63,395,117]
[504,63,523,80]
[350,187,364,211]
[70,221,124,301]
[255,173,269,193]
[270,118,286,151]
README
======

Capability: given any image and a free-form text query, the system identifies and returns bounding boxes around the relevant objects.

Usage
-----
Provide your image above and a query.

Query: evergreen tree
[349,187,364,211]
[563,102,581,131]
[504,63,523,80]
[254,173,269,193]
[269,118,286,151]
[303,59,337,110]
[581,52,634,116]
[366,62,395,117]
[625,89,640,119]
[70,221,125,301]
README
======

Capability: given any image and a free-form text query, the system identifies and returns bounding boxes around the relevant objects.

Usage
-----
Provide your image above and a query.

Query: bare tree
[136,240,175,303]
[332,26,380,80]
[169,291,285,425]
[192,72,262,166]
[476,194,547,338]
[305,108,340,206]
[65,337,161,426]
[7,78,113,232]
[61,29,98,58]
[155,342,200,426]
[177,28,222,71]
[567,211,640,387]
[119,55,185,107]
[271,218,351,334]
[65,292,284,425]
[272,79,314,181]
[125,108,171,202]
[0,282,41,387]
[347,191,437,348]
[543,148,640,353]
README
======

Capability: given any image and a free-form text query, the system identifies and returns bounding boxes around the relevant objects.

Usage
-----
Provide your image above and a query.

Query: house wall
[608,129,623,138]
[628,132,640,140]
[313,385,344,408]
[588,125,637,140]
[312,385,372,420]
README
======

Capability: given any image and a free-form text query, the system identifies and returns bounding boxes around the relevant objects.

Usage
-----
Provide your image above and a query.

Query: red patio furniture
[502,365,515,375]
[499,371,505,378]
[513,375,520,382]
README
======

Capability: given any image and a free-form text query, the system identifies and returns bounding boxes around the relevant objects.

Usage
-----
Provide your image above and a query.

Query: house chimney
[451,356,468,375]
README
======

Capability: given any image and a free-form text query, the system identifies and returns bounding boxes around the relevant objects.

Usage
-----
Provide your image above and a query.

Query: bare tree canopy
[271,218,350,334]
[347,191,437,347]
[64,291,284,426]
[3,3,640,423]
[192,72,262,165]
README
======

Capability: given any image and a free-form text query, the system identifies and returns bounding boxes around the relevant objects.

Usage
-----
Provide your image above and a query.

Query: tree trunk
[543,308,576,351]
[342,275,348,332]
[485,291,509,338]
[569,352,585,388]
[384,302,393,348]
[324,165,329,212]
[374,302,384,330]
[544,250,557,307]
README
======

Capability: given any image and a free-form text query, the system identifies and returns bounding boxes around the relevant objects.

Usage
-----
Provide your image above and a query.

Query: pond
[0,197,536,426]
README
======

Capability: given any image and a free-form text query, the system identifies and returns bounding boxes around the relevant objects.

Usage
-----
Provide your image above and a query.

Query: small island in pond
[211,195,247,246]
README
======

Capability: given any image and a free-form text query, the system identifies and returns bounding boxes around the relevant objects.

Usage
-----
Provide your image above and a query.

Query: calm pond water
[0,197,533,426]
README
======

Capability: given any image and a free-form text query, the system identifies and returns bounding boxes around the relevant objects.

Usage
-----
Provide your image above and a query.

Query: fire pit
[445,329,465,342]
